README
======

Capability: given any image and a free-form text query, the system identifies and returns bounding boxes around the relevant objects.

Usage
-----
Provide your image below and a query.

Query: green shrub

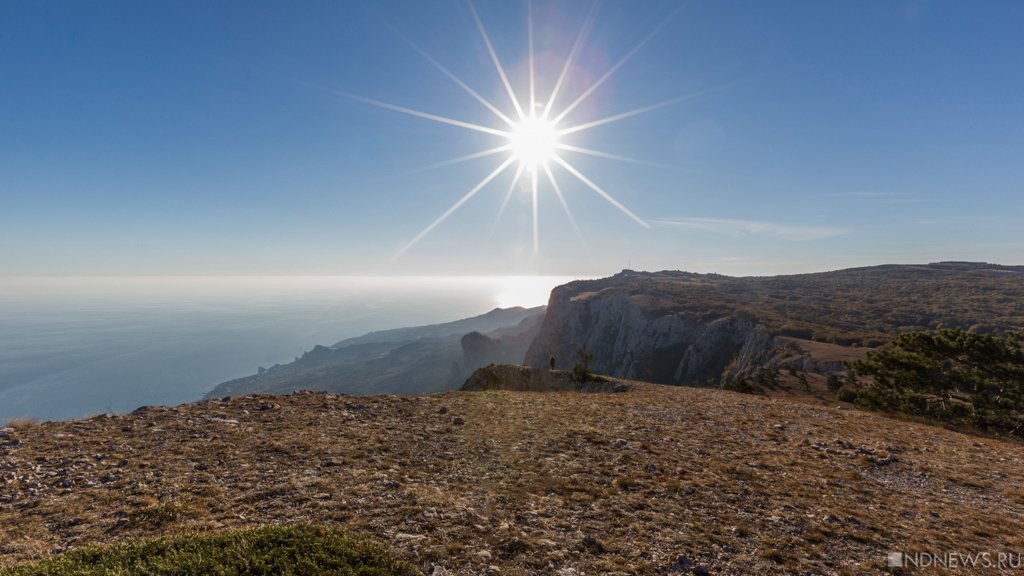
[724,379,762,395]
[0,524,417,576]
[836,386,857,403]
[848,328,1024,436]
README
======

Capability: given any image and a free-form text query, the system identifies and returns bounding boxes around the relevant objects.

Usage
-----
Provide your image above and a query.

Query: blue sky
[2,0,1021,277]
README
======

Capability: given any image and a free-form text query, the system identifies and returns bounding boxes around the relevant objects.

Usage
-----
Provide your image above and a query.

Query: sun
[509,114,559,169]
[341,1,684,259]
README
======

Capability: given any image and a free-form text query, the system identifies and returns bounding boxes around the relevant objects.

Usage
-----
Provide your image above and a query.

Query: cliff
[525,263,1024,389]
[207,306,545,398]
[525,284,773,385]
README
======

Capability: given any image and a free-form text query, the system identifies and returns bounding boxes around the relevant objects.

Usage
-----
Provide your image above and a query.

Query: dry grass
[1,385,1023,574]
[3,418,38,431]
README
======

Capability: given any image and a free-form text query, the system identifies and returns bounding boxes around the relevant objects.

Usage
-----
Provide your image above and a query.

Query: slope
[2,384,1022,575]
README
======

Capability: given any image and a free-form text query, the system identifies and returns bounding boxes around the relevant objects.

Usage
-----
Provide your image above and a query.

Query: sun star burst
[342,1,684,260]
[510,114,559,169]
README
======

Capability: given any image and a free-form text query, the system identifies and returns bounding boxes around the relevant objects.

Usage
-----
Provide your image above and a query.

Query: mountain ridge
[206,306,546,398]
[525,262,1024,391]
[208,262,1023,402]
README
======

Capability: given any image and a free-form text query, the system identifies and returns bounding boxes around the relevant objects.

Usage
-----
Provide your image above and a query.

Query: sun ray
[394,156,516,260]
[559,77,751,136]
[489,163,527,238]
[542,6,596,121]
[553,155,650,228]
[542,163,585,244]
[358,2,692,257]
[388,26,517,128]
[556,143,665,168]
[423,144,512,170]
[531,167,539,252]
[468,1,526,121]
[528,0,535,113]
[341,92,510,137]
[558,96,690,136]
[552,5,683,125]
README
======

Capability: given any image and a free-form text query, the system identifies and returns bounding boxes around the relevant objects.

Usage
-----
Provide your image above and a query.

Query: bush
[848,328,1024,436]
[836,386,857,403]
[724,379,761,395]
[0,524,417,576]
[573,347,594,383]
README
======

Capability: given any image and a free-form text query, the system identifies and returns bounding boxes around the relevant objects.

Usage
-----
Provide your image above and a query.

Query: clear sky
[2,0,1021,277]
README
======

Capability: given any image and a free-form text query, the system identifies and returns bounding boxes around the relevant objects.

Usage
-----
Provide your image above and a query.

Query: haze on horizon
[1,0,1021,279]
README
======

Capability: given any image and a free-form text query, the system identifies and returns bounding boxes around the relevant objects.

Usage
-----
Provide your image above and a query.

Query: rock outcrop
[524,275,782,387]
[524,264,1024,388]
[461,364,631,393]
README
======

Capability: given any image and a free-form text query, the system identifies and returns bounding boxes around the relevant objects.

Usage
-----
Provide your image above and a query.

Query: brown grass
[0,385,1023,575]
[3,417,38,431]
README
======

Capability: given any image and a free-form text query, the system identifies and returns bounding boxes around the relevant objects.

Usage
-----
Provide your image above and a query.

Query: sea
[0,276,571,423]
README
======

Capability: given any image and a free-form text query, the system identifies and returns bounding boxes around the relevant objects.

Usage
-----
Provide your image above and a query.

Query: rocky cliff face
[524,273,785,386]
[526,263,1024,389]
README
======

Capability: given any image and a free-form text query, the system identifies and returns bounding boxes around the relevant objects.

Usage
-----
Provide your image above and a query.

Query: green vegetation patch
[0,524,417,576]
[847,328,1024,437]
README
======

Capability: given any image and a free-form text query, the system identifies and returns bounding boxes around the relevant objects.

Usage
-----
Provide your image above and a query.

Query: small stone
[438,406,448,414]
[452,416,465,425]
[476,550,492,561]
[615,438,628,447]
[693,567,710,576]
[582,534,606,554]
[557,569,579,576]
[429,565,449,576]
[497,537,530,557]
[670,555,692,571]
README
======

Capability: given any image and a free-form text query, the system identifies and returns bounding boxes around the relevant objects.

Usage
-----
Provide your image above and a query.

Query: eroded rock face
[524,280,778,387]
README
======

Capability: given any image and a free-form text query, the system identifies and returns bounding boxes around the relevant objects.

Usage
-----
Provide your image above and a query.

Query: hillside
[207,306,545,398]
[207,263,1024,403]
[3,384,1024,575]
[526,262,1024,390]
